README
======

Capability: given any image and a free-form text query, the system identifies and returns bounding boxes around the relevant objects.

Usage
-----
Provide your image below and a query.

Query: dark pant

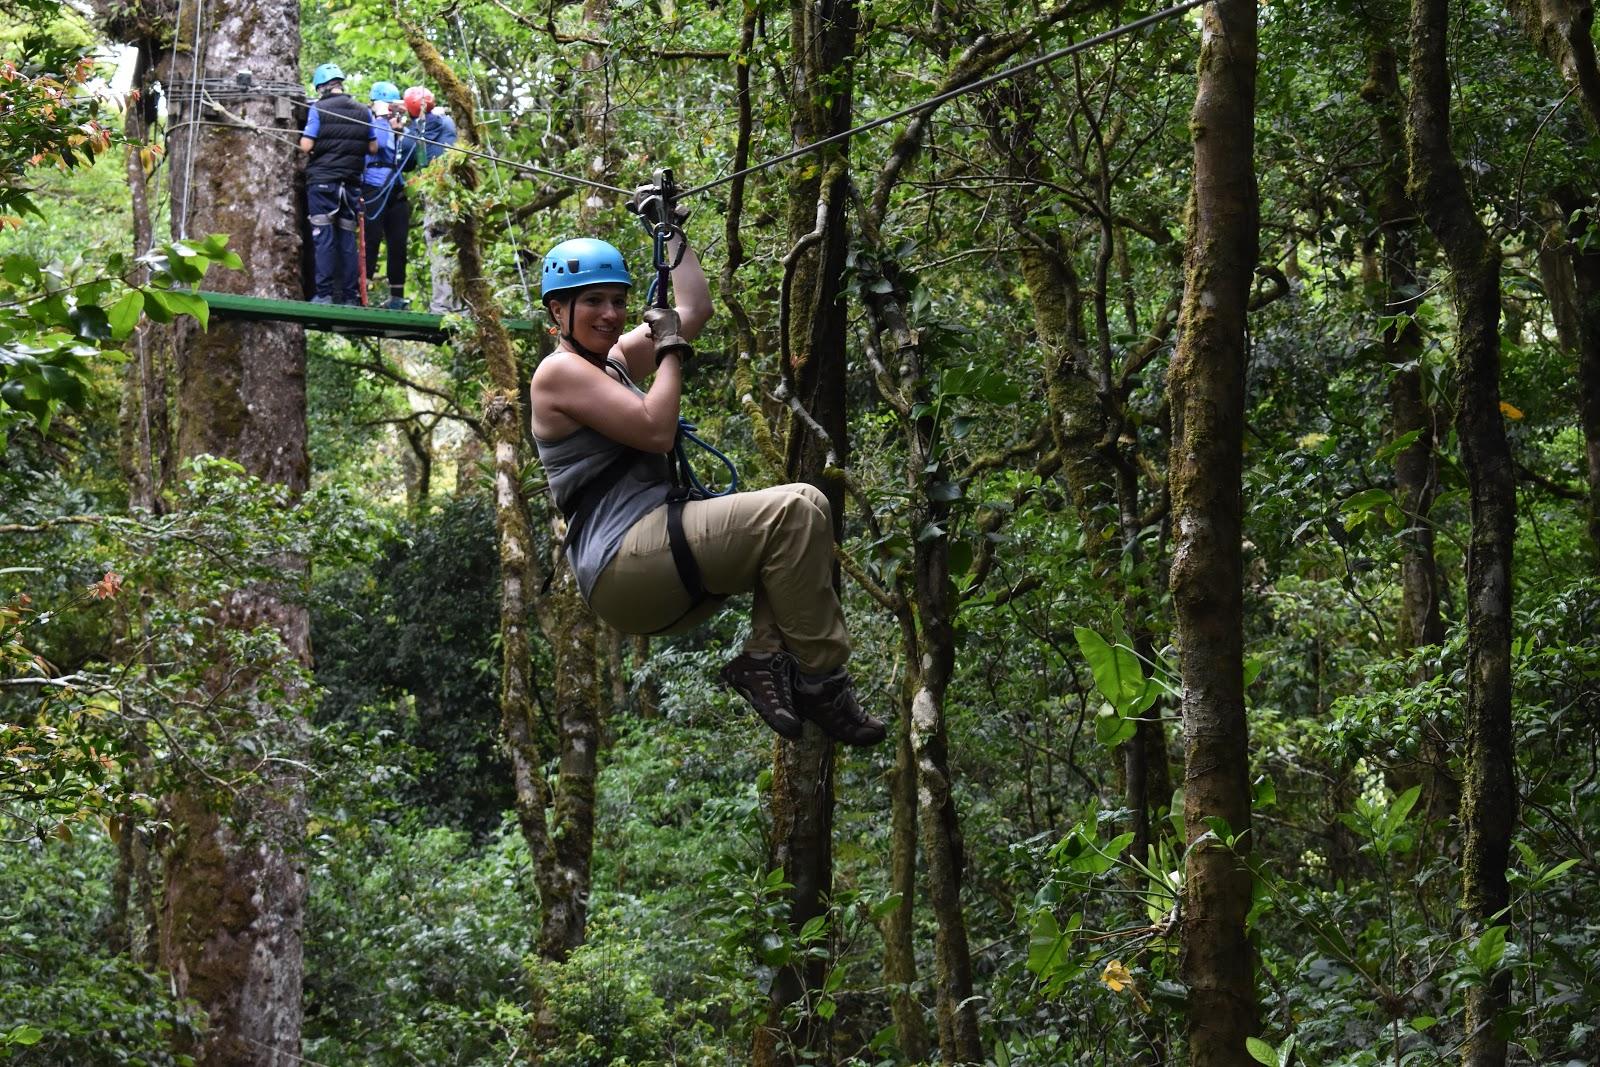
[364,185,410,291]
[307,180,361,302]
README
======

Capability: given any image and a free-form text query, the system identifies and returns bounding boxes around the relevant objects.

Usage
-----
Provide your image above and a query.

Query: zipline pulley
[628,168,686,310]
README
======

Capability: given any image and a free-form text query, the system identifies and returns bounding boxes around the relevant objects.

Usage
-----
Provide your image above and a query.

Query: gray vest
[534,371,671,600]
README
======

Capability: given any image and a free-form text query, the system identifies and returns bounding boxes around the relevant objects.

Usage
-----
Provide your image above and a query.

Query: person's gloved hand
[644,307,693,366]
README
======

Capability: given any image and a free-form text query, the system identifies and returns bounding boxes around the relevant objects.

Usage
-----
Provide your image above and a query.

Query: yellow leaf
[1499,400,1524,421]
[1297,431,1330,448]
[1100,959,1133,993]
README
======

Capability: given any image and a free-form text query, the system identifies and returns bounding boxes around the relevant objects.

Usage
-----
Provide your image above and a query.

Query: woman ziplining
[528,181,886,747]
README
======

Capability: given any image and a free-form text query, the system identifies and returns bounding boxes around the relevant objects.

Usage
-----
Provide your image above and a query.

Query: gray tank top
[533,363,671,600]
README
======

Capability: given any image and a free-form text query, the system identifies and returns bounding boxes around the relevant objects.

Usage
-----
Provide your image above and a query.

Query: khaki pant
[587,483,851,673]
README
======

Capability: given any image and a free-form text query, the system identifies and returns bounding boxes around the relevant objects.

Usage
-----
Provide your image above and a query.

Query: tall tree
[1507,0,1600,560]
[1359,27,1458,830]
[755,0,856,1058]
[1406,1,1518,1063]
[157,0,311,1061]
[1168,1,1259,1063]
[405,28,602,966]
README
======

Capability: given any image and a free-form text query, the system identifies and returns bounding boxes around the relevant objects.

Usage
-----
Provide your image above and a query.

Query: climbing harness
[626,170,740,617]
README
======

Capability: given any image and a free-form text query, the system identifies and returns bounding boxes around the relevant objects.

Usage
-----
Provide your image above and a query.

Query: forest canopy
[1,0,1597,1064]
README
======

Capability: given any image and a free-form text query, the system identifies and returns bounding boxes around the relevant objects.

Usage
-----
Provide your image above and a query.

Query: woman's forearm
[670,238,713,340]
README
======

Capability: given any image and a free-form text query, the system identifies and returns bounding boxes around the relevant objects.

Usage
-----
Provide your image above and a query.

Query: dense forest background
[2,0,1598,1063]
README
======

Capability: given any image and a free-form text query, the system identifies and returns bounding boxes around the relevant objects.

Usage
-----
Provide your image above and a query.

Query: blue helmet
[370,80,402,102]
[312,63,346,89]
[540,238,632,299]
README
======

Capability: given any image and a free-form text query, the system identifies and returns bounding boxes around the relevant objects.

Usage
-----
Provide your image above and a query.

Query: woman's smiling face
[556,284,630,353]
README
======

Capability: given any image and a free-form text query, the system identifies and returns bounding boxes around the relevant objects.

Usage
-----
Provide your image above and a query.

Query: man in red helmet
[401,85,460,312]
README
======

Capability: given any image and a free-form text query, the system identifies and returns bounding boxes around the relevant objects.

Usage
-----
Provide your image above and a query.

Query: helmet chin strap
[560,292,610,362]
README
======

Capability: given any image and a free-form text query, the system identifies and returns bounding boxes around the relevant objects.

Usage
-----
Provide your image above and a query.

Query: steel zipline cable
[166,0,1207,207]
[678,0,1209,197]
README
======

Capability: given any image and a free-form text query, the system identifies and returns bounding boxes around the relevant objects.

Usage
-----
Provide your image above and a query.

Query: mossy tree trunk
[1407,2,1518,1063]
[1565,208,1600,562]
[1360,29,1459,831]
[1168,2,1259,1063]
[985,77,1176,875]
[753,2,855,1060]
[159,1,311,1062]
[406,28,601,965]
[1508,0,1600,563]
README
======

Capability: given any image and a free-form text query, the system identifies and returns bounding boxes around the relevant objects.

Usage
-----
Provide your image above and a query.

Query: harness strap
[664,492,706,604]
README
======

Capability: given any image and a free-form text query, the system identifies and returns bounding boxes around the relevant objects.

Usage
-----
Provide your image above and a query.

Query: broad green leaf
[1374,427,1423,463]
[161,290,210,329]
[1383,785,1422,835]
[143,288,175,323]
[1340,487,1394,513]
[1075,626,1145,709]
[1536,858,1580,886]
[1096,713,1136,748]
[6,1025,43,1046]
[1245,1037,1278,1066]
[107,290,144,339]
[1470,925,1508,972]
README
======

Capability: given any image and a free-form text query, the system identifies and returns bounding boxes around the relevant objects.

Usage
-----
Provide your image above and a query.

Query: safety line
[158,0,1205,223]
[266,88,634,196]
[176,0,207,236]
[678,0,1209,197]
[454,14,536,313]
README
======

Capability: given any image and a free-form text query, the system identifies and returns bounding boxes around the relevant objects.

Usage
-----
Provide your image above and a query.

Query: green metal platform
[198,291,538,344]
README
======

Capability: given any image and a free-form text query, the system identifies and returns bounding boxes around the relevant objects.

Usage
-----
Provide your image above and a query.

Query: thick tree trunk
[754,2,856,1061]
[1407,2,1518,1064]
[1506,0,1600,127]
[1169,3,1259,1064]
[159,3,311,1063]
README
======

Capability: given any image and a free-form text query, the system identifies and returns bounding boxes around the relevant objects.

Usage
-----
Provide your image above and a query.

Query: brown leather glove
[643,307,693,366]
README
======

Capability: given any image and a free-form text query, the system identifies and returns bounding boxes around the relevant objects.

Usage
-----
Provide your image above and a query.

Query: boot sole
[720,670,804,740]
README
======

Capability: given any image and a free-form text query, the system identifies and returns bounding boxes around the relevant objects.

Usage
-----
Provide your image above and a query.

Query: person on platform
[299,63,377,306]
[362,81,418,310]
[401,85,461,313]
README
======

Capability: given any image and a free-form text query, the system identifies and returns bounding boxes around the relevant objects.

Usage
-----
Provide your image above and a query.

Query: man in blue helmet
[298,62,377,305]
[362,81,418,310]
[528,233,885,747]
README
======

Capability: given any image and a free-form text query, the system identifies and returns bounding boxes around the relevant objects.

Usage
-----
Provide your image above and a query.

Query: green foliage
[0,236,241,450]
[0,827,198,1065]
[301,820,533,1065]
[311,495,510,831]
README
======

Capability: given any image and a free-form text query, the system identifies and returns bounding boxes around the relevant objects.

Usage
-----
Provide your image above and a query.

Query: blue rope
[675,418,739,497]
[362,132,417,222]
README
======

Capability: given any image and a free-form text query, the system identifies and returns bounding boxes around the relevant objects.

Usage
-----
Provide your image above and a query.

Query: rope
[176,0,207,237]
[676,419,739,497]
[679,0,1207,197]
[258,88,633,195]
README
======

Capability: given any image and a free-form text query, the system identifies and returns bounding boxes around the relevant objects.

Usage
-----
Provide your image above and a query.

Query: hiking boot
[310,295,334,305]
[720,652,803,740]
[794,669,886,747]
[382,296,411,311]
